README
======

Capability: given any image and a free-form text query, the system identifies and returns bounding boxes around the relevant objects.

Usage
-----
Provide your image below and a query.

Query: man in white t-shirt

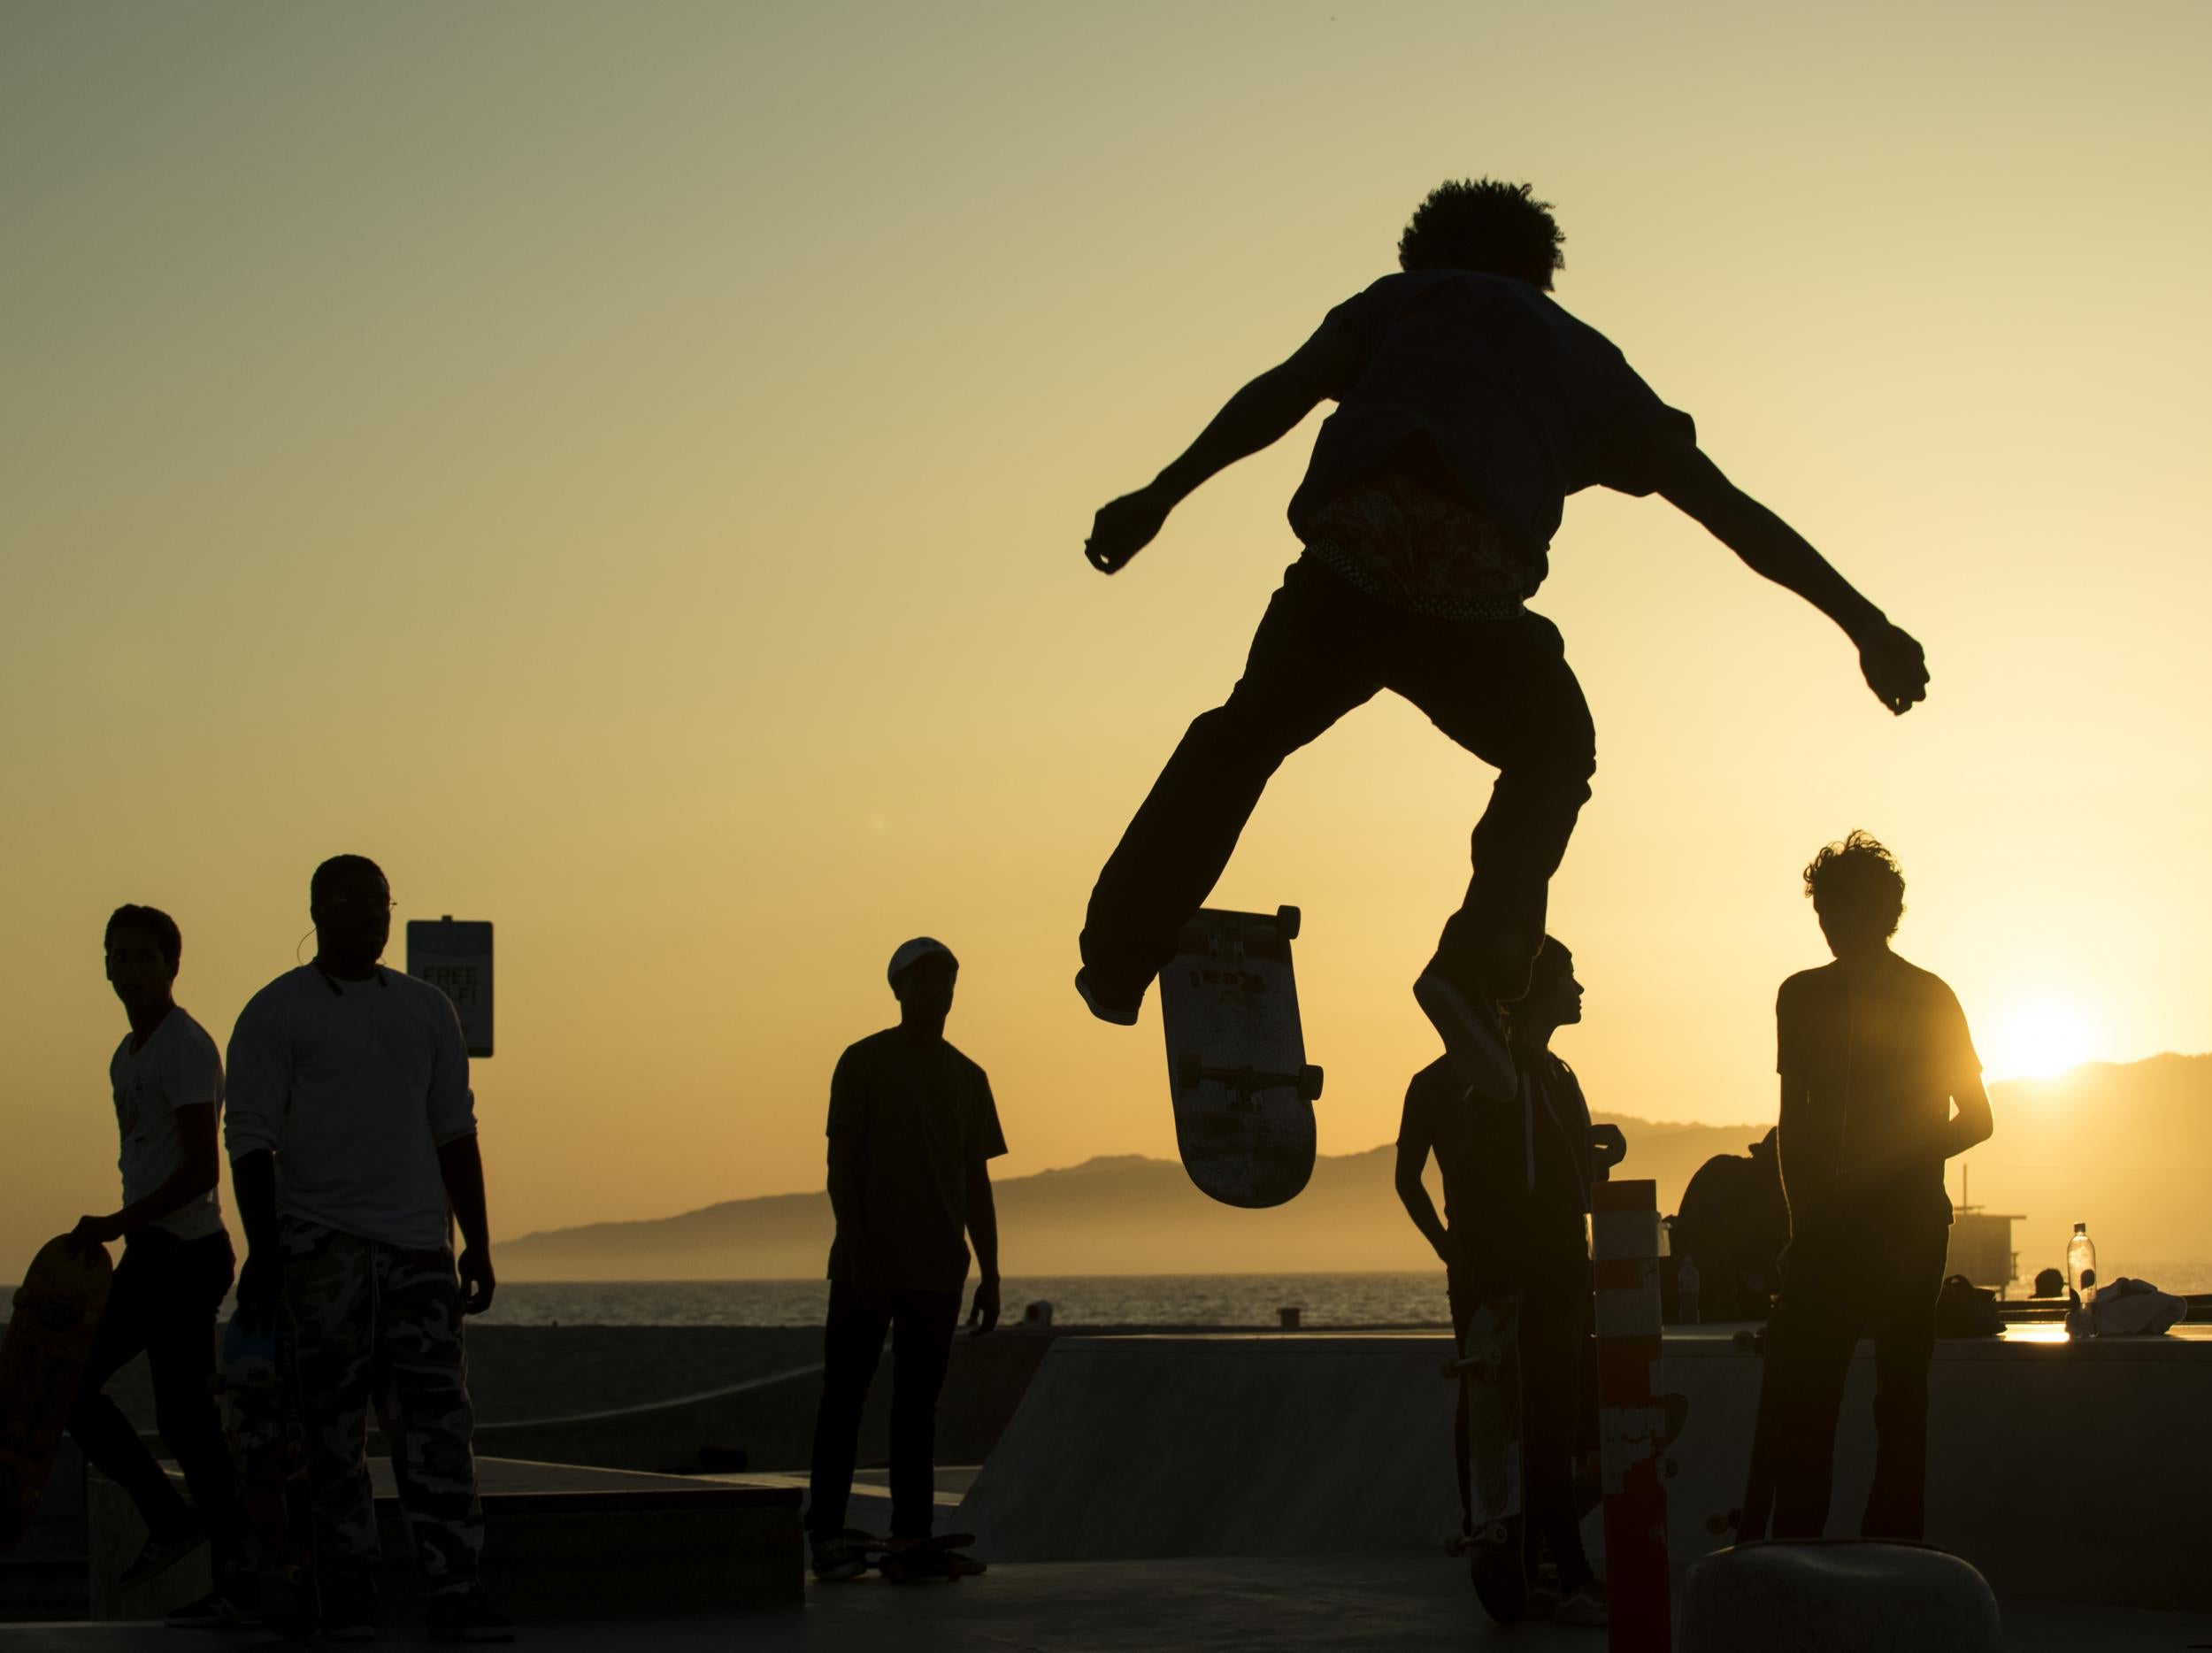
[65,904,247,1624]
[225,856,509,1643]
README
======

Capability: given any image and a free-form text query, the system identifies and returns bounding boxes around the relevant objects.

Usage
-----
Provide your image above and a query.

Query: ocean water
[472,1260,2212,1328]
[475,1272,1458,1329]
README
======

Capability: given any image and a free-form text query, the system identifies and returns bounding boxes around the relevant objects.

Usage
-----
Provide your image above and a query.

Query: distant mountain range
[498,1054,2212,1283]
[497,1111,1777,1280]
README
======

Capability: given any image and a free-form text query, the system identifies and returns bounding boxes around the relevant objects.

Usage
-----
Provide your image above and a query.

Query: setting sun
[1985,997,2093,1080]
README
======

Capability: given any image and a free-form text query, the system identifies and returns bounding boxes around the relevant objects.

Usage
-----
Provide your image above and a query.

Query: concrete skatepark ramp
[961,1334,1464,1561]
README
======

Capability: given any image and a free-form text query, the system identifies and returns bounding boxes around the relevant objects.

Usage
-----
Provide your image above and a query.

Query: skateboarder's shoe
[1412,971,1516,1100]
[1552,1579,1609,1627]
[165,1588,261,1630]
[319,1578,380,1642]
[810,1529,873,1582]
[1074,967,1142,1026]
[117,1516,206,1587]
[426,1588,517,1643]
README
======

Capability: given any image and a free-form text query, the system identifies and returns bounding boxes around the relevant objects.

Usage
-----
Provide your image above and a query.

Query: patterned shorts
[1301,469,1538,619]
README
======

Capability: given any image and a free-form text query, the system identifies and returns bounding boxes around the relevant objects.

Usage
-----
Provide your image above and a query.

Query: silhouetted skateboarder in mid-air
[1075,179,1930,1094]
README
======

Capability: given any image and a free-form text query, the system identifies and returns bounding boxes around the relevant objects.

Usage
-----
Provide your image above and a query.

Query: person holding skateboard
[1076,178,1930,1097]
[1748,833,1992,1541]
[224,856,511,1641]
[1396,935,1609,1625]
[65,904,249,1626]
[806,939,1004,1582]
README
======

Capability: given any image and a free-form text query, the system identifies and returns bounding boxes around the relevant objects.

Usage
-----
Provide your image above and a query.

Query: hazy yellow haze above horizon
[5,1,2209,1268]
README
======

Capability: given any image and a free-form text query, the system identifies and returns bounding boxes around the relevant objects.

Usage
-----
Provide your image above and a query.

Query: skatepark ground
[2,1560,2207,1650]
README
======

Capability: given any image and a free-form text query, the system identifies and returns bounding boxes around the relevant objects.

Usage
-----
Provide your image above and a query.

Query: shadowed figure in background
[1668,1127,1790,1323]
[1742,833,1993,1542]
[225,856,511,1642]
[65,904,248,1626]
[807,939,1004,1583]
[1395,937,1617,1627]
[1076,178,1930,1101]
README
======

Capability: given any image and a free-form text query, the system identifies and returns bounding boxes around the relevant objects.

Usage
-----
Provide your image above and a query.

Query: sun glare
[1987,997,2093,1080]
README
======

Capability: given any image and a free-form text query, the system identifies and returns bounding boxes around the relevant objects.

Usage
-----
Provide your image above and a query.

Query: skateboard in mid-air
[1446,1292,1527,1624]
[0,1235,112,1551]
[861,1532,988,1582]
[222,1312,318,1639]
[1157,905,1322,1209]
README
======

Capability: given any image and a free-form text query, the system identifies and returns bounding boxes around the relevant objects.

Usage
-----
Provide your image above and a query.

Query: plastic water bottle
[1677,1257,1701,1326]
[2067,1221,2099,1338]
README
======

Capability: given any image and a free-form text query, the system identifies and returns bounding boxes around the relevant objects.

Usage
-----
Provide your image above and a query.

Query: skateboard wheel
[1274,904,1301,941]
[1297,1064,1324,1102]
[1175,1052,1203,1093]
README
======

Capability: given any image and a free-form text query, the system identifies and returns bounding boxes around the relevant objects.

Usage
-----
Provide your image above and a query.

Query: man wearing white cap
[805,937,1007,1580]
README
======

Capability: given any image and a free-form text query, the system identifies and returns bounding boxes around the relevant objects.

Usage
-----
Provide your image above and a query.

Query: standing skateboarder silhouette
[1076,179,1930,1094]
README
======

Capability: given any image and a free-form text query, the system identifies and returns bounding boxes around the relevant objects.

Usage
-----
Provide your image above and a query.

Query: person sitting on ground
[225,856,511,1642]
[806,938,1005,1582]
[1751,832,1993,1542]
[1074,176,1930,1106]
[1394,935,1609,1627]
[66,904,250,1628]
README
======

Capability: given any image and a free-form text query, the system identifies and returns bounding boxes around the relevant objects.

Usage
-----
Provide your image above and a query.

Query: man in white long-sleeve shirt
[226,854,510,1643]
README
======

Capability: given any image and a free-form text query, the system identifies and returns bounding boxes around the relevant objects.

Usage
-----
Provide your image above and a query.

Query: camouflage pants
[280,1219,483,1593]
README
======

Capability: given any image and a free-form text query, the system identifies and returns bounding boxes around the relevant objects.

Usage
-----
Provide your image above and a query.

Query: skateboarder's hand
[457,1245,496,1316]
[967,1277,1001,1339]
[1085,486,1172,575]
[71,1213,124,1247]
[234,1251,281,1330]
[1856,622,1928,716]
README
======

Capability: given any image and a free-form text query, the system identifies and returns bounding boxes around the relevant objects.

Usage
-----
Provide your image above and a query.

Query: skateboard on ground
[221,1312,318,1639]
[1447,1292,1527,1624]
[861,1532,987,1582]
[0,1235,112,1550]
[1157,905,1321,1208]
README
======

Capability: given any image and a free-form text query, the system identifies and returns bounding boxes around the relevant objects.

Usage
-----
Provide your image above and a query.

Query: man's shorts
[1300,468,1540,619]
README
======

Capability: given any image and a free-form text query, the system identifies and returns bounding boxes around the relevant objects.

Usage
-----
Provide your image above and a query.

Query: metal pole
[1592,1177,1673,1652]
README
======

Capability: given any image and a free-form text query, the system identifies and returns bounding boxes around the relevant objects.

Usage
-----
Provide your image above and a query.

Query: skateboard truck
[1174,1053,1324,1103]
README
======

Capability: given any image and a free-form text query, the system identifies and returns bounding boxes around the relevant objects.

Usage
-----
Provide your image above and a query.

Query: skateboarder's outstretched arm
[1085,318,1366,574]
[1654,440,1930,716]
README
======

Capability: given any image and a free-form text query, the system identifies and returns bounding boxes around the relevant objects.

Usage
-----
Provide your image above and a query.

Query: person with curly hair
[1076,180,1930,1099]
[1746,831,1993,1542]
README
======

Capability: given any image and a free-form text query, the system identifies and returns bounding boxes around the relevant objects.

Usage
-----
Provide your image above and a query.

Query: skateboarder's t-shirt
[1775,953,1981,1227]
[108,1007,227,1242]
[225,965,480,1251]
[1286,269,1694,579]
[824,1029,1008,1295]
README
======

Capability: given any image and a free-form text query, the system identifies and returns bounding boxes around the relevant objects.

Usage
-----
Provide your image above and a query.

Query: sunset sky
[5,1,2208,1267]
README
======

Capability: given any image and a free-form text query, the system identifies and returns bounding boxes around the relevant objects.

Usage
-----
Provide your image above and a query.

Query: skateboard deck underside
[1463,1291,1525,1537]
[0,1238,112,1549]
[1157,909,1316,1209]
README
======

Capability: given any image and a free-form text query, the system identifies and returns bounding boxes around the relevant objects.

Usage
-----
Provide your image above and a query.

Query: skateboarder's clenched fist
[1086,485,1174,574]
[1856,622,1930,717]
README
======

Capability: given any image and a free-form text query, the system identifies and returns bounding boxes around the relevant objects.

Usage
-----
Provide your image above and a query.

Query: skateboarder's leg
[280,1220,384,1588]
[885,1288,963,1540]
[807,1281,895,1540]
[139,1233,244,1588]
[1396,611,1595,1006]
[1079,563,1379,1011]
[368,1243,486,1597]
[65,1240,196,1540]
[1858,1213,1947,1540]
[1758,1237,1868,1539]
[1521,1226,1594,1592]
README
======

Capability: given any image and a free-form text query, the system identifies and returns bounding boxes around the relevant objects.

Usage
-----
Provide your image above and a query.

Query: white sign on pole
[406,918,494,1058]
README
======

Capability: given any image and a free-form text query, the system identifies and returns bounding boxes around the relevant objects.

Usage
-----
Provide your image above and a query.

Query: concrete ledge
[88,1457,800,1622]
[961,1329,2212,1611]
